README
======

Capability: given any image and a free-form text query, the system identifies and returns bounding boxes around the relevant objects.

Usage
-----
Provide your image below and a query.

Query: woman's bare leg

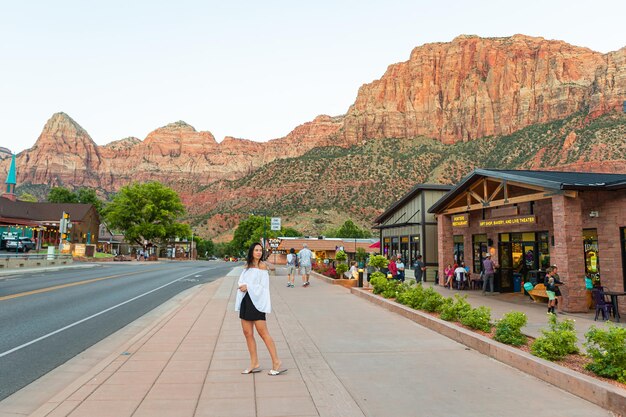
[254,320,281,370]
[241,319,259,369]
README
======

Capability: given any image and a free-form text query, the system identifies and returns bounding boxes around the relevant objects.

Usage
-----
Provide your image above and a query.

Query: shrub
[459,306,492,332]
[439,295,471,322]
[381,280,403,299]
[419,287,445,312]
[323,267,337,279]
[335,250,347,262]
[336,263,349,278]
[494,311,528,346]
[584,324,626,383]
[370,274,388,294]
[406,279,416,287]
[368,255,389,270]
[530,313,579,361]
[396,284,424,309]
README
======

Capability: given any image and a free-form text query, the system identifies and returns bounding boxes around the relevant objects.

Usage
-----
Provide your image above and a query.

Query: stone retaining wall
[0,256,73,270]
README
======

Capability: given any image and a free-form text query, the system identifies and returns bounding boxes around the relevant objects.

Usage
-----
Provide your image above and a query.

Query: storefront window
[400,236,409,264]
[383,237,391,257]
[472,234,488,273]
[391,237,399,258]
[583,229,600,285]
[453,235,464,265]
[538,232,550,269]
[410,235,420,266]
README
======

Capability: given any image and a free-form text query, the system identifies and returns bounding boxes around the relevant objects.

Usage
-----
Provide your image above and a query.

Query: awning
[369,241,380,249]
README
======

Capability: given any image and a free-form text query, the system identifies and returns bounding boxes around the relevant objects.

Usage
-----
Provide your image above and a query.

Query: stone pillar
[551,195,587,312]
[437,214,453,285]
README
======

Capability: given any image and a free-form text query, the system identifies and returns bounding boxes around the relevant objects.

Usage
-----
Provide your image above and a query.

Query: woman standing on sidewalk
[235,242,285,376]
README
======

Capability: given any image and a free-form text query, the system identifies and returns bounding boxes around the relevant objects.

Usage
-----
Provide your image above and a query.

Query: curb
[350,287,626,416]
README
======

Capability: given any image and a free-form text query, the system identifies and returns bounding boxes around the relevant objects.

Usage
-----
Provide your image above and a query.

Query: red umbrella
[369,241,380,249]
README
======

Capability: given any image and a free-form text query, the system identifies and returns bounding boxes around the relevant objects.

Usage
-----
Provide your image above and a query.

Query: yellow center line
[0,267,166,302]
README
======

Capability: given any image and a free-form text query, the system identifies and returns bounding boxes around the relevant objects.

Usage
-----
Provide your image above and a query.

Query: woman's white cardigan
[235,267,271,313]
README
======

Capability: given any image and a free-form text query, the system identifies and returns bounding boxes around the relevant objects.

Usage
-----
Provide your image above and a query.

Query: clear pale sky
[1,0,625,153]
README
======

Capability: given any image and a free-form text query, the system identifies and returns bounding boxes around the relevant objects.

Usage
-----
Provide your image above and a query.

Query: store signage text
[452,214,469,227]
[479,215,536,228]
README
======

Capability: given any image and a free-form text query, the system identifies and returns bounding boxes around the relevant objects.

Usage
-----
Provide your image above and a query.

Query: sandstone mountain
[341,35,625,144]
[2,35,625,237]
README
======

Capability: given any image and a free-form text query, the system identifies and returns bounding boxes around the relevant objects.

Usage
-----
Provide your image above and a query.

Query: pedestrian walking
[235,242,286,376]
[414,255,426,283]
[298,243,313,287]
[482,253,496,295]
[546,265,565,312]
[546,275,557,315]
[286,248,298,287]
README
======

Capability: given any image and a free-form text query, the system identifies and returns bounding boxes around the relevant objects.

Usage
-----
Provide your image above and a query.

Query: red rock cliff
[341,34,625,144]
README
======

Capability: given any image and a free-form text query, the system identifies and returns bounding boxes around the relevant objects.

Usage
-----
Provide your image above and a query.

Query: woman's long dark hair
[246,242,264,269]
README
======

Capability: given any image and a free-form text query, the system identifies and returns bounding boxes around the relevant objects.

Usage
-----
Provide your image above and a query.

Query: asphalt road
[0,261,237,400]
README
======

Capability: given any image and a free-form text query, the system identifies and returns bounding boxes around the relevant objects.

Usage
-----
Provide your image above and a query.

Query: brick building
[429,169,626,313]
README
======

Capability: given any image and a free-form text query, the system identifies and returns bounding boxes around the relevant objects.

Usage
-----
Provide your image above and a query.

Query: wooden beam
[503,180,508,203]
[469,190,486,206]
[447,191,469,209]
[483,178,488,201]
[505,180,547,192]
[442,191,551,215]
[487,182,504,204]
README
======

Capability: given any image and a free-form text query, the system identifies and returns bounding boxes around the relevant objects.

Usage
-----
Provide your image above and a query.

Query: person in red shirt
[388,256,398,280]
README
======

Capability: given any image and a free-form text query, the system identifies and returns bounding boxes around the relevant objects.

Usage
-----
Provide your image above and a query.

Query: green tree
[47,187,78,203]
[231,216,301,254]
[326,219,372,238]
[47,186,105,215]
[75,188,104,215]
[18,192,38,202]
[214,241,235,257]
[196,238,215,257]
[231,216,265,254]
[104,182,191,246]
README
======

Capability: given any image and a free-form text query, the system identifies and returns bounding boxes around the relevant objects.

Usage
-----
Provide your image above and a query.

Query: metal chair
[592,288,614,321]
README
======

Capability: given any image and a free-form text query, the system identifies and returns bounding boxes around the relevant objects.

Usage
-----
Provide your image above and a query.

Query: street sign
[269,238,281,248]
[270,217,281,231]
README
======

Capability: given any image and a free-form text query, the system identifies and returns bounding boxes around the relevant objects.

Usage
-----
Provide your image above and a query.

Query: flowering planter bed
[351,287,626,416]
[311,271,357,287]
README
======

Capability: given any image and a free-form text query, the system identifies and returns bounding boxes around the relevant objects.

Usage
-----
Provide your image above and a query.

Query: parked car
[5,237,35,252]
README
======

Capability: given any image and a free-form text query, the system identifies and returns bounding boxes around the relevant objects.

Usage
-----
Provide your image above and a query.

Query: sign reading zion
[452,214,469,227]
[479,215,537,227]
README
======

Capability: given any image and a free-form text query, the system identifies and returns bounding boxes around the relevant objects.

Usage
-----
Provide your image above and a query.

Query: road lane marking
[0,269,208,359]
[0,268,171,301]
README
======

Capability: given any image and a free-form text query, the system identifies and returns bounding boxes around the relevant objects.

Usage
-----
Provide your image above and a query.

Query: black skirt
[239,292,266,321]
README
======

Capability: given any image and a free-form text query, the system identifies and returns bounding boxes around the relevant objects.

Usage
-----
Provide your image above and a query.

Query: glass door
[498,234,513,292]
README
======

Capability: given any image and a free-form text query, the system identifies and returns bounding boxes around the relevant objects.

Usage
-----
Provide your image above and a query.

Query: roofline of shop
[427,169,626,214]
[373,183,453,224]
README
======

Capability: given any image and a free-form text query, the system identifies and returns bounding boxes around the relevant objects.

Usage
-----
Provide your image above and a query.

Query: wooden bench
[529,283,548,303]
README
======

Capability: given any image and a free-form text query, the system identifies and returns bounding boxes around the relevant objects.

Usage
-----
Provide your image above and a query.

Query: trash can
[513,273,522,293]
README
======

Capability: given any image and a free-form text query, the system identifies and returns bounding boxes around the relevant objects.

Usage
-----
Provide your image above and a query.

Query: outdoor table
[603,291,626,322]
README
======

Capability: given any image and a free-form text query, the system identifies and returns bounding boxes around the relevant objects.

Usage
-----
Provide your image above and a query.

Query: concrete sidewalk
[21,268,612,417]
